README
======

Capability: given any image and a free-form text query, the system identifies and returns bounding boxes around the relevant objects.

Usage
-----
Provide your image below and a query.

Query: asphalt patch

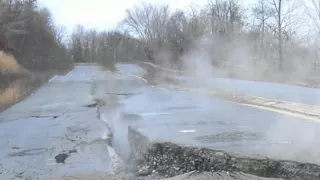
[195,131,264,143]
[121,113,142,120]
[55,149,77,164]
[55,153,69,163]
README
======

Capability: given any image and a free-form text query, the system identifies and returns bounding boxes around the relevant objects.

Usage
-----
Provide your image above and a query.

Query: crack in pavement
[9,148,51,157]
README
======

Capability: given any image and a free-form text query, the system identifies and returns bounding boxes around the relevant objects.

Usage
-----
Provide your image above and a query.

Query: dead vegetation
[0,82,20,109]
[0,51,19,73]
[0,0,74,111]
[0,52,21,109]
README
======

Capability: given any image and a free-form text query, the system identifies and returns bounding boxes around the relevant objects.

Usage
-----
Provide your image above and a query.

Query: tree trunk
[278,0,283,71]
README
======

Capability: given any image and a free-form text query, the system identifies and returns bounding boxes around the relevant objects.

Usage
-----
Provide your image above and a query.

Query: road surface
[107,64,320,164]
[173,75,320,105]
[0,65,118,179]
[1,63,320,179]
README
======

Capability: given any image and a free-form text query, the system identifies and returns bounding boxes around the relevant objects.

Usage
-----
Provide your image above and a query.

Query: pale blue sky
[38,0,255,32]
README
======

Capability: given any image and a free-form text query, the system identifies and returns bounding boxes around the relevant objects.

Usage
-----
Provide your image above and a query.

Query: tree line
[2,0,319,76]
[70,0,320,76]
[69,25,146,69]
[0,0,73,72]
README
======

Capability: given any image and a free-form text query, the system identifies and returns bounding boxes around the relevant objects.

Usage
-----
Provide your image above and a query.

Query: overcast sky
[38,0,255,32]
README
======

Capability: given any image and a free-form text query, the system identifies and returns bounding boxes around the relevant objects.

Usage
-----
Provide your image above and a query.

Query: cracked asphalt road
[105,65,320,165]
[1,63,320,180]
[0,65,113,179]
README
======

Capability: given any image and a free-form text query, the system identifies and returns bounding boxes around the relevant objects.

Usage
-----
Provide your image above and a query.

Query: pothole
[55,153,69,164]
[54,149,77,164]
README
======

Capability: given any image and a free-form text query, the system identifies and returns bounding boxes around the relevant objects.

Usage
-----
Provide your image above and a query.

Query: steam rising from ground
[153,32,320,89]
[150,32,320,165]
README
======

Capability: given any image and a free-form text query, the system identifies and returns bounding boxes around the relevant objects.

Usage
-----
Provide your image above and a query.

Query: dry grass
[0,51,19,73]
[0,82,20,109]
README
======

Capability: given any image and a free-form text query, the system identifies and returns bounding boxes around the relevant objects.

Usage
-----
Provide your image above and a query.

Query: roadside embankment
[0,52,73,111]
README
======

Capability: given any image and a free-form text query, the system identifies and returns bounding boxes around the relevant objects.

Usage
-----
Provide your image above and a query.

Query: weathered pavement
[2,63,320,180]
[0,65,122,179]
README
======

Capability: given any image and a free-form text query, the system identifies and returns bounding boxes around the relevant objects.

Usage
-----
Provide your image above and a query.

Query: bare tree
[303,0,320,33]
[268,0,300,70]
[166,10,187,61]
[87,30,97,63]
[121,3,170,62]
[252,0,273,62]
[185,4,205,37]
[206,0,245,35]
[0,0,73,71]
[54,25,67,46]
[71,25,85,62]
[302,0,320,70]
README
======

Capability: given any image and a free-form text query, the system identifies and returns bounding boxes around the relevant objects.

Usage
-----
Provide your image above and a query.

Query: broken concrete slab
[122,90,320,165]
[128,127,320,180]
